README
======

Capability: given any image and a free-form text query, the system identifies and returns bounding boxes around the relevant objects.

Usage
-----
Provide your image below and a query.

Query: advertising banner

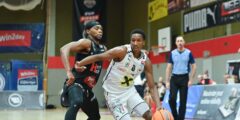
[148,0,168,22]
[0,23,45,53]
[195,84,240,120]
[11,60,43,91]
[163,84,240,119]
[0,91,44,110]
[183,3,220,33]
[219,0,240,24]
[73,0,106,41]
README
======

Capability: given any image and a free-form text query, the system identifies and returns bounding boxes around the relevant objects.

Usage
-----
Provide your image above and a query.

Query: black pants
[169,74,189,120]
[65,84,100,120]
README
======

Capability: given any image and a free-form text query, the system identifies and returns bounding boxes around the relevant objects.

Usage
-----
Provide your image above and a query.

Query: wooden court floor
[0,108,144,120]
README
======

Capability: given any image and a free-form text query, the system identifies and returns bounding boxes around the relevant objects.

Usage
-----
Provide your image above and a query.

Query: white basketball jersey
[102,44,147,94]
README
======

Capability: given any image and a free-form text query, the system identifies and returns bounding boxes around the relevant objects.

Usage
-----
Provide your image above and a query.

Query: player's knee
[70,98,83,107]
[142,110,152,120]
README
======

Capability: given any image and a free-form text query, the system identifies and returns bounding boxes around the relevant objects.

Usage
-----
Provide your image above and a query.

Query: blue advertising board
[162,85,204,119]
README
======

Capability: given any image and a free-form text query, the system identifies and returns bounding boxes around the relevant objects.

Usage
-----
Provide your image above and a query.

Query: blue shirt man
[165,36,196,120]
[169,48,195,75]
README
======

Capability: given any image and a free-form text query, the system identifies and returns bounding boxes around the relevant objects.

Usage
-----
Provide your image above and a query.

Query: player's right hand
[66,71,75,86]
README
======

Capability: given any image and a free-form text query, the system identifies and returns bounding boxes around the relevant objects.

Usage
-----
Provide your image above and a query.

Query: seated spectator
[224,73,238,84]
[156,77,166,101]
[198,71,216,85]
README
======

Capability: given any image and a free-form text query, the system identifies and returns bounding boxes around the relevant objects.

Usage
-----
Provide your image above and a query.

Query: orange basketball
[152,109,174,120]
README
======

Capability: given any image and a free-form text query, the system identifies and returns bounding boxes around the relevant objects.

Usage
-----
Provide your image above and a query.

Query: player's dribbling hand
[75,62,87,72]
[66,71,75,86]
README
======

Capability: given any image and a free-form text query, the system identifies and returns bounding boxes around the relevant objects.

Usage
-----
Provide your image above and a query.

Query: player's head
[130,29,145,54]
[83,20,103,40]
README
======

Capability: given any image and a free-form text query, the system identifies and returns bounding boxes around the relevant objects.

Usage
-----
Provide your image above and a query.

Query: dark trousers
[65,84,100,120]
[169,74,189,120]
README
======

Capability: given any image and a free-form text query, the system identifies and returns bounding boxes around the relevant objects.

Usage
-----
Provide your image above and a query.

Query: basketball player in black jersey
[60,21,106,120]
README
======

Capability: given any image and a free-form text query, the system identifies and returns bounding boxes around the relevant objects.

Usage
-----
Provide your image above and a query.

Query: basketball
[152,109,174,120]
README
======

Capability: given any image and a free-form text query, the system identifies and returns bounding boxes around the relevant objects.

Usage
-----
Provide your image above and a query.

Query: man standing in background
[165,36,196,120]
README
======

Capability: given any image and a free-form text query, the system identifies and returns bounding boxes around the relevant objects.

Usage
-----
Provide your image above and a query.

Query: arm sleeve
[189,52,195,64]
[168,52,173,64]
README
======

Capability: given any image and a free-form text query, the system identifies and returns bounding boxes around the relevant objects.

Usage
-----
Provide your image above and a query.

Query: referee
[165,36,196,120]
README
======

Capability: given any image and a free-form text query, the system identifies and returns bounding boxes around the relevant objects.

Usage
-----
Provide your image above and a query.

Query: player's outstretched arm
[75,45,126,68]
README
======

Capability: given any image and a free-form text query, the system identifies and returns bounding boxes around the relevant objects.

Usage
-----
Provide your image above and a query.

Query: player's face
[130,33,145,54]
[175,36,185,49]
[88,25,103,40]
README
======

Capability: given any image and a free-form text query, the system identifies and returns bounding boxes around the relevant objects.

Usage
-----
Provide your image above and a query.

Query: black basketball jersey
[72,41,106,89]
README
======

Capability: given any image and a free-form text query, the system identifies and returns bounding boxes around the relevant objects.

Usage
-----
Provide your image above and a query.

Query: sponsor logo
[0,73,5,90]
[223,0,240,11]
[17,69,38,91]
[221,0,240,16]
[18,77,37,85]
[8,93,23,107]
[80,15,100,23]
[0,30,31,47]
[18,69,38,85]
[184,5,217,33]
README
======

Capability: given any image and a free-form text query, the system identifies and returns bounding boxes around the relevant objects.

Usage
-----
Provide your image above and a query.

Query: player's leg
[65,85,84,120]
[128,90,151,120]
[104,91,131,120]
[81,90,101,120]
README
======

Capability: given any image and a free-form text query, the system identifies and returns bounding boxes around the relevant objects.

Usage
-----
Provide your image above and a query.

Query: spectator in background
[156,77,166,101]
[198,73,216,85]
[134,72,147,98]
[224,73,238,84]
[197,70,216,85]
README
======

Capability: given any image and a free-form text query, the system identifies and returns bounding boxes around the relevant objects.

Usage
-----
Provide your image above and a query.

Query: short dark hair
[130,29,146,40]
[84,20,100,30]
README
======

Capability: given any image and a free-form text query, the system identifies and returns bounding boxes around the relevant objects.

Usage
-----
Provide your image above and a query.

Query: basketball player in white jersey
[75,29,161,120]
